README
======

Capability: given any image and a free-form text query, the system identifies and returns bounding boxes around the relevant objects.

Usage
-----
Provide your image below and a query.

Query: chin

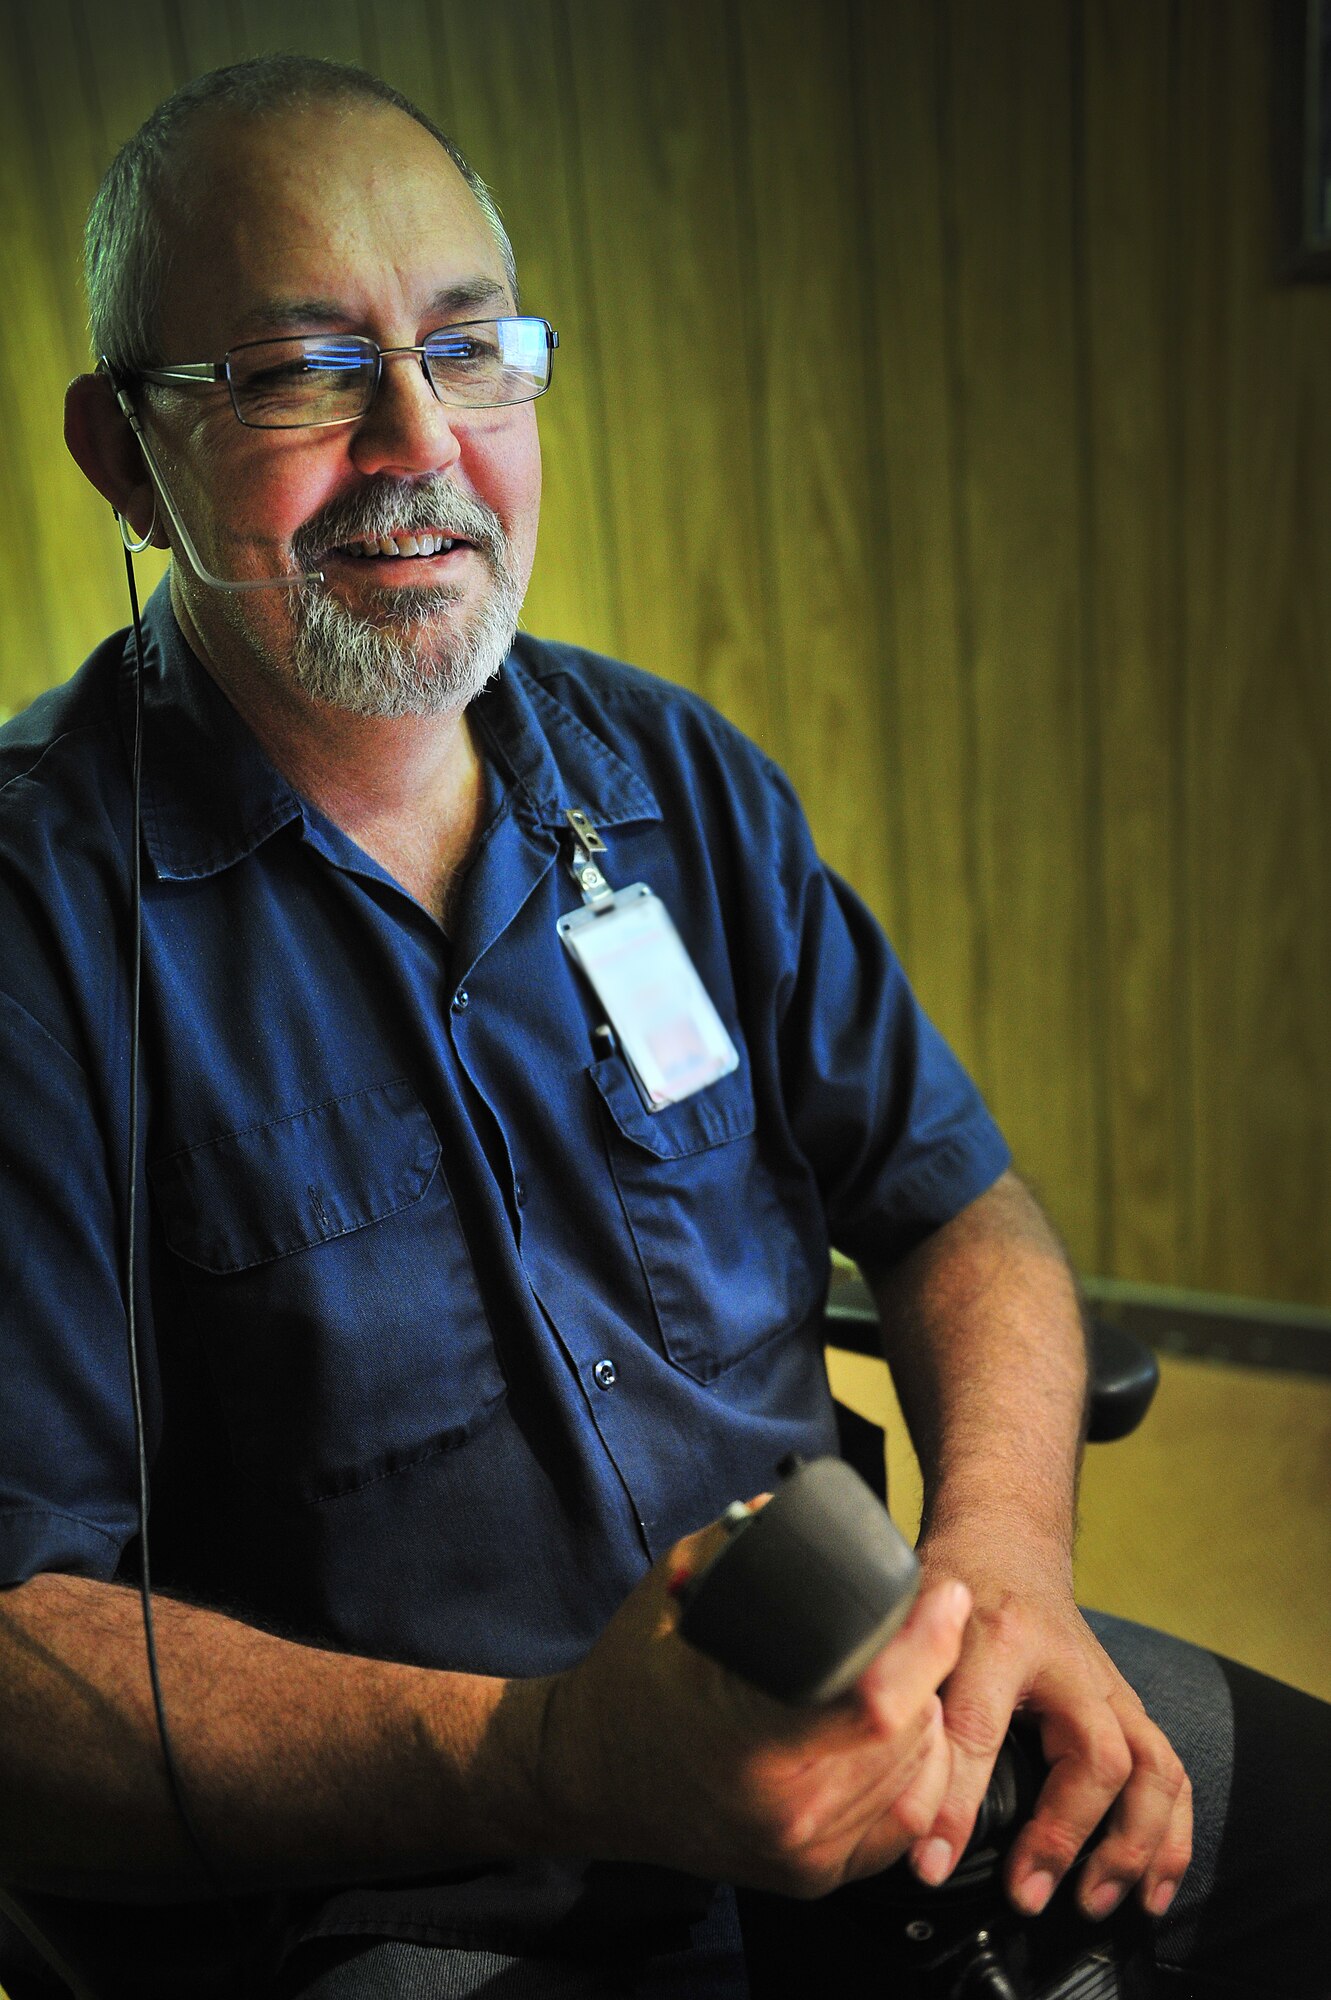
[291,587,518,720]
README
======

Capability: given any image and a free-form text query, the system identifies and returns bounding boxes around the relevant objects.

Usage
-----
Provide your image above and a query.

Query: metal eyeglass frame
[134,317,559,430]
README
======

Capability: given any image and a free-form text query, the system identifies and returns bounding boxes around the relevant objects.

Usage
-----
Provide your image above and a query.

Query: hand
[908,1532,1192,1923]
[532,1510,972,1896]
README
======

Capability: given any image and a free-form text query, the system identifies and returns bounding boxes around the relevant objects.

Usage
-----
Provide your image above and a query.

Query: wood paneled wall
[2,1,1328,1307]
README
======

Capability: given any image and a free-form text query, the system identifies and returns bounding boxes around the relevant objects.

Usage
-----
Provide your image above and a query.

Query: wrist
[418,1669,562,1863]
[917,1507,1075,1596]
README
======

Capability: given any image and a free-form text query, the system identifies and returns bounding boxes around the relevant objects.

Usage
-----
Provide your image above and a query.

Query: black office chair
[734,1277,1163,2000]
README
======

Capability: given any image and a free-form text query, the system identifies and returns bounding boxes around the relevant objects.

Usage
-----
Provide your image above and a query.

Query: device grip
[675,1457,922,1705]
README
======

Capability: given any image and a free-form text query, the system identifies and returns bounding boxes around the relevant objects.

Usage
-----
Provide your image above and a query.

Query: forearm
[0,1572,547,1902]
[0,1546,976,1913]
[866,1169,1089,1570]
[864,1174,1191,1919]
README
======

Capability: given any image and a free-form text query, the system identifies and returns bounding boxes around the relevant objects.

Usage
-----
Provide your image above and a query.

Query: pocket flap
[588,1055,755,1159]
[151,1078,440,1272]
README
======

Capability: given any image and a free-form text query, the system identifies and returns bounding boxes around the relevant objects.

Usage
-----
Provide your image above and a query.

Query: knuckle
[929,1798,979,1850]
[1154,1746,1188,1797]
[864,1686,915,1740]
[1161,1832,1194,1878]
[942,1693,1006,1760]
[764,1844,839,1900]
[1085,1727,1134,1793]
[892,1788,938,1842]
[975,1598,1026,1656]
[1133,1728,1187,1793]
[764,1791,819,1859]
[1102,1833,1156,1880]
[1027,1821,1086,1874]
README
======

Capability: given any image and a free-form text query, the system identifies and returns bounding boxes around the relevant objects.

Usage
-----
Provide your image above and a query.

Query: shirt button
[514,1177,527,1208]
[452,988,470,1013]
[592,1358,618,1391]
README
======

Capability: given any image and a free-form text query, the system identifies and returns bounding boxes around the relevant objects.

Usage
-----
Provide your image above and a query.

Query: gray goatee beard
[287,481,524,719]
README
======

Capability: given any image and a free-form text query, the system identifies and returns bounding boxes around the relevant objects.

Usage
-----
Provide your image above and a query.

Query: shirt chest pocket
[589,1057,823,1382]
[149,1079,505,1500]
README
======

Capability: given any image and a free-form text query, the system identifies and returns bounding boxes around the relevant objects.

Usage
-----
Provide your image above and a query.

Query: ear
[64,373,166,547]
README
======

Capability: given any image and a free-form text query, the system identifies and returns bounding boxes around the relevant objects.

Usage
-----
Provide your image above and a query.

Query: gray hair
[85,53,518,375]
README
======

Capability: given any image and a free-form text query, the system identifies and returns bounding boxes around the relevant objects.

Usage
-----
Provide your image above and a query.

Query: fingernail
[1149,1879,1177,1917]
[1084,1878,1125,1921]
[945,1581,971,1621]
[666,1566,693,1598]
[913,1837,952,1886]
[1017,1868,1057,1915]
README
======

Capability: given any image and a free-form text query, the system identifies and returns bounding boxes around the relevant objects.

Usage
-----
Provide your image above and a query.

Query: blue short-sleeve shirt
[0,583,1009,1964]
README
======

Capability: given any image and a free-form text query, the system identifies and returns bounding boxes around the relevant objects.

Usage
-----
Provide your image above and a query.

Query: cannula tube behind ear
[108,374,324,594]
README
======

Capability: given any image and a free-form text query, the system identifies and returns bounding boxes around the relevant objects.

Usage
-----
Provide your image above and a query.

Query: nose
[348,347,463,480]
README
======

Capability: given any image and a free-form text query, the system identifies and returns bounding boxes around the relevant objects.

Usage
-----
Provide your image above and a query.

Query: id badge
[559,884,739,1110]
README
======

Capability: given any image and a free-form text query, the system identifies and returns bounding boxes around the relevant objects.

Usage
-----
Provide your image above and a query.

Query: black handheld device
[675,1455,922,1704]
[675,1457,1150,2000]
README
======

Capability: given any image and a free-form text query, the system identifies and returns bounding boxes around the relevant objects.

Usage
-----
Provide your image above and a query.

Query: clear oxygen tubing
[105,364,324,594]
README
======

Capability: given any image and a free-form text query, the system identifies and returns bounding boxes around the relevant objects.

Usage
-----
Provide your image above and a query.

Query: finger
[869,1697,953,1853]
[781,1582,968,1766]
[1004,1705,1135,1916]
[789,1693,948,1862]
[908,1627,1027,1887]
[662,1500,768,1602]
[1141,1767,1193,1919]
[784,1697,952,1893]
[824,1702,954,1885]
[1074,1705,1192,1921]
[854,1580,971,1735]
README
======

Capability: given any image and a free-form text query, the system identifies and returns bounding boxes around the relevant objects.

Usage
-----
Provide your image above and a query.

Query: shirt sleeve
[0,985,142,1584]
[753,759,1011,1276]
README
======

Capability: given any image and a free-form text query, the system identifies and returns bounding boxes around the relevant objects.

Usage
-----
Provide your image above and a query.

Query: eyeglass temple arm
[105,369,323,594]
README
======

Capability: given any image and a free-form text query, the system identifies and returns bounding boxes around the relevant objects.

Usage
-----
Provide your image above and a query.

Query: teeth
[346,532,459,558]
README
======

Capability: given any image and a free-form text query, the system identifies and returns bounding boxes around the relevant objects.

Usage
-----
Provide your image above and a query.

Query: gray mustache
[293,480,507,569]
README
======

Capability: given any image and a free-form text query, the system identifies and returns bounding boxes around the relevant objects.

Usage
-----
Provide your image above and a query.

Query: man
[0,55,1324,2000]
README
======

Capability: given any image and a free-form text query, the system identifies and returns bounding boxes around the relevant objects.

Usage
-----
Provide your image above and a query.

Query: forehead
[156,100,508,354]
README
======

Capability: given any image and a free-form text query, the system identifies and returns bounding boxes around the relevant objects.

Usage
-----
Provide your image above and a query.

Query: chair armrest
[1085,1316,1160,1442]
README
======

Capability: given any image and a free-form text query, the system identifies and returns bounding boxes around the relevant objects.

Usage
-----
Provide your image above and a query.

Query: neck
[173,588,489,927]
[267,698,489,931]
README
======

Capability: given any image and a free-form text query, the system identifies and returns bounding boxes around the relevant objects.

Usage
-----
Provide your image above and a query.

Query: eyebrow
[231,278,511,343]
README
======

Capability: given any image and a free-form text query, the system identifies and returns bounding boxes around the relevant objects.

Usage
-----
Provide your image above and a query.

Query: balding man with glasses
[0,52,1326,2000]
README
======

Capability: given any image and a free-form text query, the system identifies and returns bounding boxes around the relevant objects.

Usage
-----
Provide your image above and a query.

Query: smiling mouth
[334,531,474,560]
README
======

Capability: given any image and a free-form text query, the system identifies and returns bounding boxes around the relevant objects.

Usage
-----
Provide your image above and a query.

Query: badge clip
[563,808,614,910]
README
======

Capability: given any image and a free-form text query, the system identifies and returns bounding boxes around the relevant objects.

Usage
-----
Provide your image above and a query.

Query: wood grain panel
[732,0,902,936]
[1179,0,1331,1306]
[171,1,250,77]
[942,0,1099,1264]
[554,0,777,757]
[1079,0,1191,1287]
[853,0,986,1081]
[0,4,176,707]
[0,5,57,714]
[2,2,1329,1307]
[230,0,364,67]
[418,0,622,659]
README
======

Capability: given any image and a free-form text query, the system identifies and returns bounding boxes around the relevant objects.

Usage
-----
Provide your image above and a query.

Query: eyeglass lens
[226,318,552,427]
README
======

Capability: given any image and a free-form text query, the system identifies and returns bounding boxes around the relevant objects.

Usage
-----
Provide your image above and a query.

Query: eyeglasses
[134,317,558,430]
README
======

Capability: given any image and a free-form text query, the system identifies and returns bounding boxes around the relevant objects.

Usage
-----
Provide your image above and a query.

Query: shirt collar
[122,579,305,883]
[121,580,659,884]
[471,637,660,838]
